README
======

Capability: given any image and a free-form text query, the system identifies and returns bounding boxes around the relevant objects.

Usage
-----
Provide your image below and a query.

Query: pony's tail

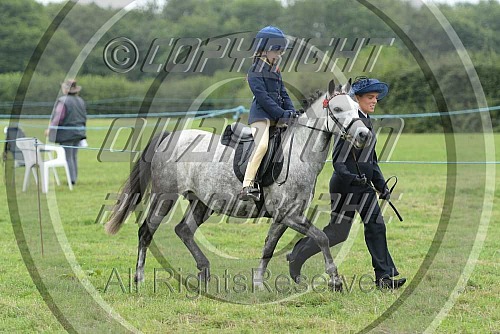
[105,132,170,235]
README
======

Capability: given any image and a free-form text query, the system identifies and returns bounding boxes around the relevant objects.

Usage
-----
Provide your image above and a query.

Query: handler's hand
[379,188,391,200]
[351,174,367,186]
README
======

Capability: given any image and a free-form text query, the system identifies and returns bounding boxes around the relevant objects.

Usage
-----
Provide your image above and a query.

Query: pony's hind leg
[254,222,288,289]
[135,192,178,283]
[174,197,213,281]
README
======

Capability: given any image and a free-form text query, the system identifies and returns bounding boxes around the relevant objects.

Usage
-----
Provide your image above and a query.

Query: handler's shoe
[286,253,304,284]
[375,276,407,290]
[239,186,260,201]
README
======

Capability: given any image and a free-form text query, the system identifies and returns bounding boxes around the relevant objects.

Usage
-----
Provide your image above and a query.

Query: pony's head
[300,78,372,149]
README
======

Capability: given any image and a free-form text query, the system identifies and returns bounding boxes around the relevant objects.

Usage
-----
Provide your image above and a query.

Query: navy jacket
[331,111,387,193]
[247,58,294,124]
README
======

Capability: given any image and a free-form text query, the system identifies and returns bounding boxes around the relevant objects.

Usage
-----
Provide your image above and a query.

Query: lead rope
[351,150,404,222]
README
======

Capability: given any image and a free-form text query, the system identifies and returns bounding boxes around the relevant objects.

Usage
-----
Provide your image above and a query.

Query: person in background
[45,79,87,185]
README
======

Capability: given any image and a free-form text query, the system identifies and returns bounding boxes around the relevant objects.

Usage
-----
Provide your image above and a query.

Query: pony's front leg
[254,222,288,290]
[174,199,212,281]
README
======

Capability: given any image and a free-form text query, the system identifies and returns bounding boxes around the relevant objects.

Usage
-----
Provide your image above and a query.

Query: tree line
[1,0,499,131]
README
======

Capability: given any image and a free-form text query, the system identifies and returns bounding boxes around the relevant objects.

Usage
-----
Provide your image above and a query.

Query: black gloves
[293,108,305,118]
[379,188,391,200]
[351,174,367,186]
[289,109,305,119]
[349,175,392,200]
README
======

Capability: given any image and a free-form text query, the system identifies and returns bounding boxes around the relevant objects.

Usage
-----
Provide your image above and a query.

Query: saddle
[221,122,285,187]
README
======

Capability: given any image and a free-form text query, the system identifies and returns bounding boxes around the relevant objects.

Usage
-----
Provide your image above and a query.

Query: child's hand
[292,109,305,118]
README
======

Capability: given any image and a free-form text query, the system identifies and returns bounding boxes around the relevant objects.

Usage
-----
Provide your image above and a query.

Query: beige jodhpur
[242,119,272,188]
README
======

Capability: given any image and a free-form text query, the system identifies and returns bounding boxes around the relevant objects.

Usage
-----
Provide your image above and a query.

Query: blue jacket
[247,58,295,124]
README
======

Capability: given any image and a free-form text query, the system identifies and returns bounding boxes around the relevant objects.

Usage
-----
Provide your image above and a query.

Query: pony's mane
[301,90,324,110]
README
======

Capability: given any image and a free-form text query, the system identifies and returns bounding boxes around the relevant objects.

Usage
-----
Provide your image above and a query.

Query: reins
[272,126,294,186]
[274,99,343,186]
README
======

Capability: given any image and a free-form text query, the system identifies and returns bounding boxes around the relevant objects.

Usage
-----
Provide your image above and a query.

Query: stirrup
[239,184,261,202]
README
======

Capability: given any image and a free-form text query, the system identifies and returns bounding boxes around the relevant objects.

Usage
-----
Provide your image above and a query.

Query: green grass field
[0,118,498,333]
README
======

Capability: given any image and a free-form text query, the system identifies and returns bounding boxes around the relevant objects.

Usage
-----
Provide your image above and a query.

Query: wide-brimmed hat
[254,26,290,53]
[61,79,81,94]
[350,77,388,100]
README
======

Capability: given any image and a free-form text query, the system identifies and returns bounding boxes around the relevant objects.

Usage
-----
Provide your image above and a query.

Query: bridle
[322,93,367,145]
[322,93,349,138]
[294,92,363,144]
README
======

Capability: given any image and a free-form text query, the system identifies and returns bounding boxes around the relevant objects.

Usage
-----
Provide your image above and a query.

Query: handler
[287,77,406,289]
[239,26,296,201]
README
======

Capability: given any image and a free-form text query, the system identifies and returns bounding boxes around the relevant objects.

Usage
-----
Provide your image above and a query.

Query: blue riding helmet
[254,26,289,52]
[350,77,389,101]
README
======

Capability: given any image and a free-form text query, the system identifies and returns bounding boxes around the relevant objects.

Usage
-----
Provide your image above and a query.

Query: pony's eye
[333,107,342,112]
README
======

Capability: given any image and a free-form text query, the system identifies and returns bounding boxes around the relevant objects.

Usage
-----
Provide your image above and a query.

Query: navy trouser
[290,175,399,280]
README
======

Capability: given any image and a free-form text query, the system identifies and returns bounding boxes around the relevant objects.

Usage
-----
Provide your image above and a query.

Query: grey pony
[105,79,371,291]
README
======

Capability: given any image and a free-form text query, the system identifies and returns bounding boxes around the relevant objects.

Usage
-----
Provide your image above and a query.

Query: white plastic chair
[16,138,73,193]
[4,126,26,167]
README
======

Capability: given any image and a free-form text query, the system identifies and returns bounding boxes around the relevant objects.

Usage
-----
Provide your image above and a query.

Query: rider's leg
[240,120,270,200]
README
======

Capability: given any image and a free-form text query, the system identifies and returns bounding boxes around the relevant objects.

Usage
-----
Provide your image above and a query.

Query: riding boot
[239,185,261,201]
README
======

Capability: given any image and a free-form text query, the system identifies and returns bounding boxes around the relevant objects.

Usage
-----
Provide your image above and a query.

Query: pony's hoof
[253,280,266,291]
[134,272,145,283]
[328,277,343,292]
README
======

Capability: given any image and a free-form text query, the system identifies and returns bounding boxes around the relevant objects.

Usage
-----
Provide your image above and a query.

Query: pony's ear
[343,78,352,94]
[328,80,336,96]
